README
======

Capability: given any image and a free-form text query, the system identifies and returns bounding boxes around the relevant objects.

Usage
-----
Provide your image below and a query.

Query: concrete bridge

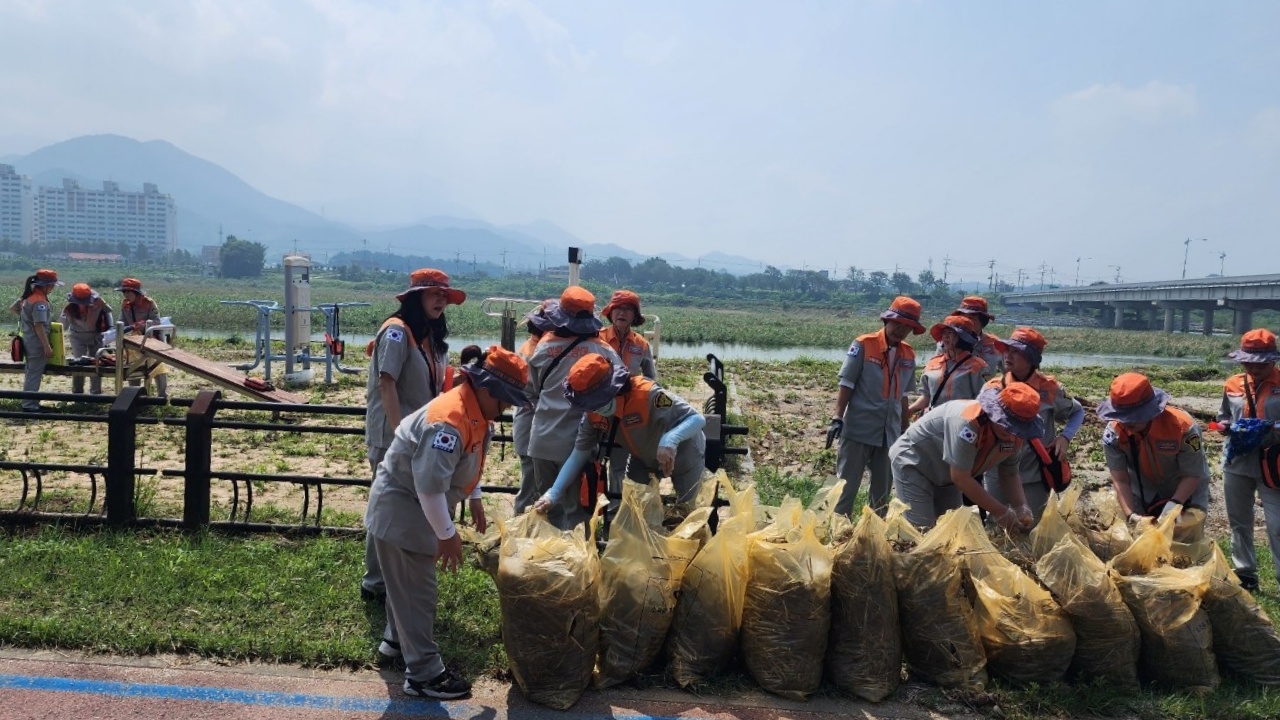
[1003,273,1280,335]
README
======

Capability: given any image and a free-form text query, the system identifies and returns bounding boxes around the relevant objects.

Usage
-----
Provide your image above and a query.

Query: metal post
[183,390,220,529]
[568,247,581,287]
[106,385,145,525]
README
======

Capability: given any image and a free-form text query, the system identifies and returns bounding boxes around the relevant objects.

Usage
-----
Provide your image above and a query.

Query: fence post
[183,389,221,529]
[106,385,145,526]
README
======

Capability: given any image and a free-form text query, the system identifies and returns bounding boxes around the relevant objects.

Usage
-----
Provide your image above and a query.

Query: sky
[1,0,1278,284]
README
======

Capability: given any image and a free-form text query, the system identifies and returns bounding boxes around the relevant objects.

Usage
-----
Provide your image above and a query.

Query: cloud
[488,0,589,70]
[1051,81,1198,133]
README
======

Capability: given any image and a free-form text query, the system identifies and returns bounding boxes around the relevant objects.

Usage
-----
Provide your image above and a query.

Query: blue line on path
[0,673,679,720]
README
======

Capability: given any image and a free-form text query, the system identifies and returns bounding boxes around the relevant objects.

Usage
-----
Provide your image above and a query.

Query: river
[178,329,1208,369]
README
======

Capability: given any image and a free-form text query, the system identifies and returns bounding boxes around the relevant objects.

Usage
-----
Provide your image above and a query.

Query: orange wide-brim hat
[396,268,466,305]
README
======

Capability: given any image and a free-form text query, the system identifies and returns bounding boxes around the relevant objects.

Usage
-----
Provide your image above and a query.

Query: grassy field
[0,267,1246,356]
[1,343,1278,718]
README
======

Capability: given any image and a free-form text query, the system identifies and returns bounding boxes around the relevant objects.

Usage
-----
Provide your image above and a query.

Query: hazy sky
[1,1,1277,283]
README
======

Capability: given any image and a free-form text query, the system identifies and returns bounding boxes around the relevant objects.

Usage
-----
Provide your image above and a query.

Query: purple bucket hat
[977,383,1045,440]
[525,300,559,335]
[562,354,630,412]
[1096,372,1170,425]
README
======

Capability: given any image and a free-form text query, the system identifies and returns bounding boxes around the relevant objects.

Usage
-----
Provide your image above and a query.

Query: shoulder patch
[958,425,978,444]
[430,430,458,453]
[384,327,405,343]
[1102,427,1118,446]
[34,303,47,312]
[847,342,861,357]
[654,391,673,408]
[1185,435,1202,453]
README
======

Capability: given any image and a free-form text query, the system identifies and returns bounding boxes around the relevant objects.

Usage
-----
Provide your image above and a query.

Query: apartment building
[36,178,177,254]
[0,164,36,246]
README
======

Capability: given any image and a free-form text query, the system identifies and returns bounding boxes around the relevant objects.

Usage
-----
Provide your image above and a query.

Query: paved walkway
[0,649,973,720]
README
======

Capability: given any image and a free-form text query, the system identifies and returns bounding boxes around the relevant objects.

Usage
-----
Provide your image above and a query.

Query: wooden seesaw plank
[121,335,308,404]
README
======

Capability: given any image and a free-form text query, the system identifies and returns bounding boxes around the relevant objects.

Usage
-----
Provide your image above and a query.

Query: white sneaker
[378,639,402,658]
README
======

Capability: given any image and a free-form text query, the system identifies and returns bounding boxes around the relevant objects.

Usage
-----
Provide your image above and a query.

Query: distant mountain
[6,134,774,274]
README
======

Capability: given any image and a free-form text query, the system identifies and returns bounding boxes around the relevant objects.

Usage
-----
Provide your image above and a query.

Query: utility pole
[1219,252,1226,277]
[499,249,507,276]
[987,259,996,291]
[1075,256,1090,286]
[1016,268,1025,290]
[1182,237,1207,279]
[1038,262,1048,288]
[1049,267,1056,286]
[1111,265,1122,283]
[942,255,951,283]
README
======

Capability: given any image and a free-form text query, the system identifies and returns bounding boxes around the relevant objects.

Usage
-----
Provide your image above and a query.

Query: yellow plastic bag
[741,502,833,701]
[1069,489,1133,561]
[1194,543,1280,685]
[894,508,987,690]
[1036,534,1140,687]
[1110,505,1178,577]
[1115,563,1218,693]
[497,509,601,710]
[1030,488,1076,560]
[952,511,1076,687]
[595,480,704,688]
[826,506,900,702]
[665,477,754,687]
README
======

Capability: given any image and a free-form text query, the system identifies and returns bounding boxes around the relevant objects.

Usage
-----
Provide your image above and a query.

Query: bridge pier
[1203,306,1215,337]
[1163,306,1176,333]
[1113,305,1125,329]
[1230,302,1255,335]
[1180,308,1191,333]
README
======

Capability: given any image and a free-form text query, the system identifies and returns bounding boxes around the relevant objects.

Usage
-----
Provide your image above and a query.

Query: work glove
[1158,502,1182,523]
[1015,504,1034,532]
[656,444,677,477]
[1127,512,1146,526]
[825,418,843,449]
[996,506,1025,534]
[531,492,555,515]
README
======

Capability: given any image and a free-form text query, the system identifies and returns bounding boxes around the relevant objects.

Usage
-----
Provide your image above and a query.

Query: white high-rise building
[0,164,36,246]
[36,178,177,254]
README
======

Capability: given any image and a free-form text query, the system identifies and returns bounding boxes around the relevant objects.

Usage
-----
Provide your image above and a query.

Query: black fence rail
[0,355,749,534]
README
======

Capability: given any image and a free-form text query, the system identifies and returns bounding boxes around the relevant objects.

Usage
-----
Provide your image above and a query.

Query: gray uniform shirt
[1102,408,1210,510]
[574,382,704,477]
[364,403,488,554]
[527,335,621,461]
[890,399,1020,485]
[512,335,540,457]
[364,322,444,452]
[1217,371,1280,478]
[987,373,1083,485]
[19,294,52,346]
[839,331,917,447]
[60,300,113,345]
[918,353,989,409]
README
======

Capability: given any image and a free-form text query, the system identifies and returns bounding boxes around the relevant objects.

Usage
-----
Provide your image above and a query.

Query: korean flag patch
[431,430,458,453]
[958,425,978,444]
[847,342,861,357]
[1102,427,1118,446]
[385,327,405,343]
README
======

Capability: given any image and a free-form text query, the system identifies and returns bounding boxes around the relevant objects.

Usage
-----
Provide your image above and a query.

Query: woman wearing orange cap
[907,314,990,419]
[951,296,1004,375]
[116,277,167,397]
[1098,372,1209,527]
[983,327,1084,520]
[889,384,1043,530]
[362,268,466,601]
[1216,329,1280,591]
[365,345,529,701]
[532,353,706,519]
[600,289,658,492]
[60,283,114,395]
[517,286,622,529]
[829,295,922,517]
[17,269,63,412]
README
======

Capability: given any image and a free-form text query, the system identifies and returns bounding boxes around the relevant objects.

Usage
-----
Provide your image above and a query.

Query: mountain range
[1,135,767,274]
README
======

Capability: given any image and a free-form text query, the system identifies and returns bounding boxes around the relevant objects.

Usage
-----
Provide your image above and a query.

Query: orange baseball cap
[33,269,63,287]
[563,353,629,410]
[115,277,145,295]
[880,296,925,334]
[601,289,645,327]
[929,313,980,345]
[1097,372,1169,424]
[547,286,603,335]
[977,382,1045,439]
[396,268,465,305]
[460,345,530,408]
[956,295,995,322]
[1229,329,1280,364]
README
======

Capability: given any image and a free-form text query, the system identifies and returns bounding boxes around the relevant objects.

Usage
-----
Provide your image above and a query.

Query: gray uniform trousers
[835,439,892,517]
[22,342,47,411]
[986,475,1051,523]
[362,449,387,594]
[69,333,103,394]
[893,466,964,529]
[373,535,445,683]
[529,457,589,531]
[1224,467,1280,582]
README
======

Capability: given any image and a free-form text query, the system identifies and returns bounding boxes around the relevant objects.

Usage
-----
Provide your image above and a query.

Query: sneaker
[404,667,471,700]
[1239,574,1260,592]
[377,639,402,658]
[361,585,385,602]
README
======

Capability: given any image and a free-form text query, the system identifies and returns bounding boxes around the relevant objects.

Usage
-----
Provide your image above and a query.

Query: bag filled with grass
[826,505,900,702]
[497,509,601,710]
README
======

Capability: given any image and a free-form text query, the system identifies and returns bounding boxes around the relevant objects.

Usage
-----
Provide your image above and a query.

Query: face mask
[595,399,616,416]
